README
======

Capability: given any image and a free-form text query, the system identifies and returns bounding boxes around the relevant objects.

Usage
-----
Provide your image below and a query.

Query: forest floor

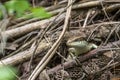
[1,0,120,80]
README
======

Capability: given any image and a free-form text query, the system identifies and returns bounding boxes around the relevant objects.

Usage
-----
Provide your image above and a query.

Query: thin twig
[83,9,91,28]
[28,0,73,80]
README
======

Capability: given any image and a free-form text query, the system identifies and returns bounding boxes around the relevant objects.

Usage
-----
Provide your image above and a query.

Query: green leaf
[4,0,30,17]
[31,7,51,19]
[4,0,15,15]
[0,66,18,80]
[0,11,2,19]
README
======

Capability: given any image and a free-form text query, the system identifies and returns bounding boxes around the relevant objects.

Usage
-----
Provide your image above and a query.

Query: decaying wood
[0,40,51,66]
[1,1,120,40]
[2,13,65,40]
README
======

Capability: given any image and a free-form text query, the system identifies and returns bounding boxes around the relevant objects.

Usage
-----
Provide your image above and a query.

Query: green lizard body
[66,41,97,57]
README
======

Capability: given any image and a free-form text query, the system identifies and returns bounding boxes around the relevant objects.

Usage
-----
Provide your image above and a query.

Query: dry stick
[49,0,102,15]
[22,1,75,71]
[99,0,110,21]
[1,1,119,40]
[9,0,65,28]
[25,0,75,52]
[10,2,65,26]
[7,14,65,59]
[103,4,120,13]
[25,0,74,69]
[87,25,101,41]
[46,3,66,12]
[104,0,120,3]
[99,0,118,45]
[92,61,120,77]
[13,31,38,43]
[28,41,36,73]
[28,0,73,80]
[0,19,9,55]
[7,13,66,72]
[3,17,56,39]
[0,40,51,66]
[3,14,65,59]
[86,21,120,42]
[1,21,120,65]
[11,3,65,29]
[83,9,91,28]
[0,21,119,68]
[9,0,120,23]
[104,24,120,45]
[86,21,120,27]
[50,0,120,15]
[16,2,120,31]
[47,40,120,75]
[3,14,65,40]
[28,0,76,79]
[10,18,41,29]
[28,13,65,79]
